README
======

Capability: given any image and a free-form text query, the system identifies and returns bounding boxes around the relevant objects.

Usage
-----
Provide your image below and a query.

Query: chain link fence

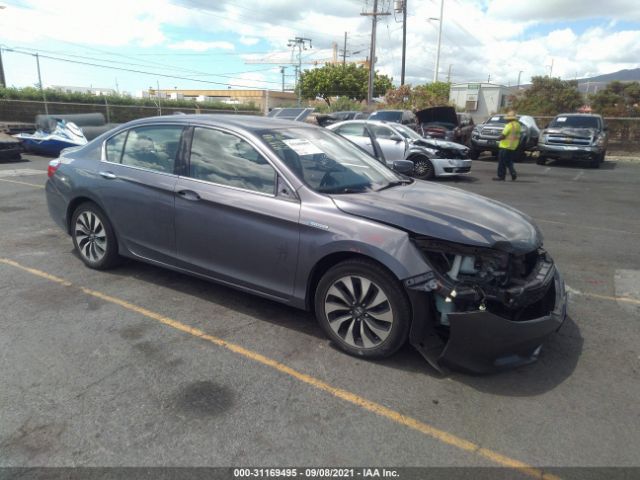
[0,99,259,126]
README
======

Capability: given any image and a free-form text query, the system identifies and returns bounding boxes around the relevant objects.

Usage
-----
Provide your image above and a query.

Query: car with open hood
[416,106,475,145]
[328,119,472,180]
[536,113,607,168]
[45,114,566,374]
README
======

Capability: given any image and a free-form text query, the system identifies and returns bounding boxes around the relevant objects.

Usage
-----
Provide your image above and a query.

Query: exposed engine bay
[408,236,557,327]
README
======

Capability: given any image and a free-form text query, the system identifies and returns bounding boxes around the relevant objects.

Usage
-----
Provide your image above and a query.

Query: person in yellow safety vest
[493,110,521,181]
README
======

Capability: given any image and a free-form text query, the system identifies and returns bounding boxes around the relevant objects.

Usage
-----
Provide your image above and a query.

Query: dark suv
[368,110,418,131]
[537,114,608,168]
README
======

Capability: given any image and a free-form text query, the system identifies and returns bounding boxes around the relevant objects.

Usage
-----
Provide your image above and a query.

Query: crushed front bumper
[538,143,602,160]
[433,158,473,177]
[406,269,567,374]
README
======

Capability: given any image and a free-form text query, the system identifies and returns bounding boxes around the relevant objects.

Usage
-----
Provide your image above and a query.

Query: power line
[2,48,280,90]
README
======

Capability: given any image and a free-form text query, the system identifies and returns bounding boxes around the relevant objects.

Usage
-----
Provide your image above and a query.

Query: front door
[174,126,301,299]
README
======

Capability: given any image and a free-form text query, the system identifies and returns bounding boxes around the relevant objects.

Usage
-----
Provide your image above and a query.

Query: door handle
[99,171,117,179]
[177,189,201,201]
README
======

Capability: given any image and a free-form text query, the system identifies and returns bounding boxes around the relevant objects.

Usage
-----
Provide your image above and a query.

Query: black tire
[314,259,411,359]
[536,155,547,165]
[599,150,606,163]
[71,202,121,270]
[469,148,480,160]
[589,156,600,169]
[411,155,435,180]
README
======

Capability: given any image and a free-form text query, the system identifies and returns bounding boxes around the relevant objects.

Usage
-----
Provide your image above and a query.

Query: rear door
[368,124,406,164]
[174,126,301,299]
[99,124,185,262]
[332,122,374,155]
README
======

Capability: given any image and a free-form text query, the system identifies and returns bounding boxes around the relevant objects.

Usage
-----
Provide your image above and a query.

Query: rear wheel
[314,259,411,359]
[411,156,435,180]
[71,202,121,270]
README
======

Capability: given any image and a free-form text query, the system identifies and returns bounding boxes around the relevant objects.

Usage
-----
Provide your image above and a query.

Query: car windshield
[549,116,600,129]
[486,116,508,124]
[369,111,402,122]
[392,123,422,140]
[260,127,403,194]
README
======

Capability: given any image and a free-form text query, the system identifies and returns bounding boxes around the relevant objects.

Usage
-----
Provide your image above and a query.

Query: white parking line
[572,170,584,181]
[0,168,46,177]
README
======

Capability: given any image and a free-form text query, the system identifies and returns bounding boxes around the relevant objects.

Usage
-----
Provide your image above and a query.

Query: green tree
[590,81,640,116]
[383,82,451,110]
[298,63,393,106]
[510,76,583,115]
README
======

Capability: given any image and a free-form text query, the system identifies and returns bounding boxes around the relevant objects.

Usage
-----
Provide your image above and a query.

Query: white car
[328,120,472,180]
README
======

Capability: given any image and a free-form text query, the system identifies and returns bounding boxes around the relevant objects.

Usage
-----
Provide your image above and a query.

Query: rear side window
[120,126,183,173]
[188,127,276,195]
[335,123,366,136]
[105,131,127,163]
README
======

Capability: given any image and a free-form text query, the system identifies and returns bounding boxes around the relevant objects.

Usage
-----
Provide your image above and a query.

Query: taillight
[48,159,61,178]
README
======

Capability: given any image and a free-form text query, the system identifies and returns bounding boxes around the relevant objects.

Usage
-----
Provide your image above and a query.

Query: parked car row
[469,113,608,168]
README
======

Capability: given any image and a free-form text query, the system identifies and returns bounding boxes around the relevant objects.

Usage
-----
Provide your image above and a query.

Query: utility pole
[0,48,6,88]
[287,37,312,106]
[517,70,523,89]
[341,32,348,65]
[487,74,491,83]
[157,80,162,116]
[401,0,408,85]
[362,0,390,105]
[433,0,444,82]
[35,53,48,114]
[446,64,452,83]
[280,66,286,92]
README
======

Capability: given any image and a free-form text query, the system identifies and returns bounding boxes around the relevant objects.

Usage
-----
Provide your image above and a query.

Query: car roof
[554,113,602,118]
[328,119,399,129]
[121,114,316,132]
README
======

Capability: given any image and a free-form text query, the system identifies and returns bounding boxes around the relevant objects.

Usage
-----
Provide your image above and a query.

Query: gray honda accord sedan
[46,115,567,373]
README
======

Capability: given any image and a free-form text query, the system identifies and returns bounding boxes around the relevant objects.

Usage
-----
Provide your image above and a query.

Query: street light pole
[433,0,444,83]
[35,53,48,114]
[401,0,407,85]
[517,70,523,89]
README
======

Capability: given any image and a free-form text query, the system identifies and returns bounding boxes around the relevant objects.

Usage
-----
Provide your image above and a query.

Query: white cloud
[168,40,235,51]
[239,36,260,46]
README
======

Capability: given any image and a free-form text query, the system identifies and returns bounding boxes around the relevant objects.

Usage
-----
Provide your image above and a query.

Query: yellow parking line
[0,257,560,480]
[0,177,45,189]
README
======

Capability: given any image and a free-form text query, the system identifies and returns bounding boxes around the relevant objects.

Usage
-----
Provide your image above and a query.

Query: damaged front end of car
[404,236,567,374]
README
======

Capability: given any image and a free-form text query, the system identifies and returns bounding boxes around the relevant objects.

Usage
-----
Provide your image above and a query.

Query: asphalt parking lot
[1,153,639,476]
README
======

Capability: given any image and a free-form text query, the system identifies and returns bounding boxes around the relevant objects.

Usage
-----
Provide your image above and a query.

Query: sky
[0,0,639,96]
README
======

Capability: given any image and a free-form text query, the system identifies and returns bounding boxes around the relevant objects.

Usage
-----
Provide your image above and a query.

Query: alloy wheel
[75,211,107,263]
[324,275,394,349]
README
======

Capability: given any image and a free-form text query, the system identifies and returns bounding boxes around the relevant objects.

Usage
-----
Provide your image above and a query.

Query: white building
[449,83,517,123]
[51,85,118,96]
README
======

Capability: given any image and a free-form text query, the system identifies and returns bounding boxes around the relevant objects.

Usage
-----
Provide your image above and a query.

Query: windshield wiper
[375,179,412,192]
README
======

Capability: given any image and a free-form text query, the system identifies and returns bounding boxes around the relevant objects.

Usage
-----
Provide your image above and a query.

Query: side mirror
[392,159,414,174]
[389,134,404,143]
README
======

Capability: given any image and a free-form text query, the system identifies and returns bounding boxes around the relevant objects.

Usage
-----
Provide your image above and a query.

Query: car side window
[188,127,276,195]
[105,131,127,163]
[120,126,183,173]
[370,125,394,139]
[336,123,366,136]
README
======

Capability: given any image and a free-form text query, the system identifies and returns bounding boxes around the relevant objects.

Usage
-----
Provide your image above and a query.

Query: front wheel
[468,148,480,160]
[314,259,411,359]
[411,156,435,180]
[71,202,121,270]
[536,155,547,165]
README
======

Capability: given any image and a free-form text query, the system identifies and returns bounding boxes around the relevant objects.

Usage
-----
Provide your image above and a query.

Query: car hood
[545,127,597,138]
[331,181,542,254]
[412,138,467,151]
[415,106,458,126]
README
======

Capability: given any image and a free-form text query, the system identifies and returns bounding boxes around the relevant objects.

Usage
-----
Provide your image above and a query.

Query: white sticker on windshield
[556,116,567,122]
[490,116,501,122]
[282,138,323,156]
